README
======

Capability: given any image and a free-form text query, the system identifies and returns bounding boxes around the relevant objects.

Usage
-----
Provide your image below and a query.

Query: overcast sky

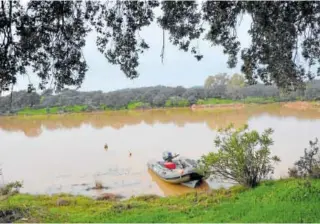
[15,13,252,93]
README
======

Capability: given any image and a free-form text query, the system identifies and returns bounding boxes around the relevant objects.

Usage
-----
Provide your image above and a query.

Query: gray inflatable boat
[147,152,204,188]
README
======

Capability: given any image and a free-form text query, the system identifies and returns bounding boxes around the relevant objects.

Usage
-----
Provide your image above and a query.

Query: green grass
[17,105,88,115]
[17,107,59,115]
[165,98,190,107]
[13,98,317,116]
[99,104,114,111]
[17,108,48,115]
[197,98,236,105]
[127,101,150,110]
[1,179,319,222]
[196,97,280,105]
[61,105,88,112]
[243,97,278,104]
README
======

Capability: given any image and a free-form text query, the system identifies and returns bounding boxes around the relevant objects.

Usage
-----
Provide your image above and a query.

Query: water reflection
[1,104,320,137]
[147,169,209,196]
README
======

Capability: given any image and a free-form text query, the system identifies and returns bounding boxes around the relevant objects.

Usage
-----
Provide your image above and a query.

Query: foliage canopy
[1,1,320,92]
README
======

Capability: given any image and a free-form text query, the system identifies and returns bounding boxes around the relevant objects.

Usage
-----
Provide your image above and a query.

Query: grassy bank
[9,97,274,116]
[1,179,319,222]
[8,97,320,116]
[16,105,90,116]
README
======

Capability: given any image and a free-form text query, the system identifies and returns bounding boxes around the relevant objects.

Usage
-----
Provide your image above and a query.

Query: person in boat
[162,151,178,162]
[162,151,181,169]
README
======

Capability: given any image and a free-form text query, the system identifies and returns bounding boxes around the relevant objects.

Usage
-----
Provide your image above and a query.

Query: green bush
[288,138,320,178]
[127,101,150,110]
[99,104,111,110]
[165,97,189,107]
[127,101,144,110]
[0,181,23,196]
[165,99,172,107]
[199,124,280,188]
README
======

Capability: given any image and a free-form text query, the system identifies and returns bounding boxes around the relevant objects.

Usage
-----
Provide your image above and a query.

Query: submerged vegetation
[0,179,319,222]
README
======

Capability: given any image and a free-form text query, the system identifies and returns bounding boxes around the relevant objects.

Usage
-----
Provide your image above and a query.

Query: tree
[165,96,189,107]
[199,124,280,188]
[288,138,320,179]
[204,73,229,98]
[1,1,320,92]
[227,73,246,99]
[228,73,246,88]
[152,93,166,107]
[41,89,53,97]
[204,73,229,89]
[182,88,201,102]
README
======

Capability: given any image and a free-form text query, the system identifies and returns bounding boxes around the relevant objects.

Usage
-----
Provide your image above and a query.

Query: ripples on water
[0,104,320,197]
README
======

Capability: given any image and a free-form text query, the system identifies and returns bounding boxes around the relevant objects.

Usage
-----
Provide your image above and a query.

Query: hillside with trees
[1,74,320,115]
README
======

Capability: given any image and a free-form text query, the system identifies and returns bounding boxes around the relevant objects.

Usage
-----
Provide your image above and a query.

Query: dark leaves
[92,0,159,79]
[1,1,320,92]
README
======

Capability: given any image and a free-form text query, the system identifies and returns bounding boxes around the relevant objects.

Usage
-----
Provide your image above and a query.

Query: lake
[0,104,320,198]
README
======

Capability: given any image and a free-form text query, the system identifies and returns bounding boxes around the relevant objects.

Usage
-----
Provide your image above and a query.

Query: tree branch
[160,28,165,64]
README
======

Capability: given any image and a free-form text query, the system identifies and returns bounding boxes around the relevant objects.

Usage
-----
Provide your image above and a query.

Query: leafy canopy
[199,124,280,188]
[1,1,320,92]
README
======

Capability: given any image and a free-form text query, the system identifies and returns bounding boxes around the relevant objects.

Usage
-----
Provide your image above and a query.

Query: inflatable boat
[147,152,204,188]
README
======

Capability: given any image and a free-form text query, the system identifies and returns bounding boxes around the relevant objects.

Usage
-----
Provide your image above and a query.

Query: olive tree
[199,124,280,188]
[152,93,166,107]
[227,73,246,99]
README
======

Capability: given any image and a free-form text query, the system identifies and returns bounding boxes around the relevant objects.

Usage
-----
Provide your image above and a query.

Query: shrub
[199,124,280,188]
[127,101,150,110]
[127,101,143,110]
[165,99,172,107]
[178,98,190,107]
[288,167,299,178]
[0,181,23,196]
[95,180,103,189]
[288,138,320,178]
[165,96,189,107]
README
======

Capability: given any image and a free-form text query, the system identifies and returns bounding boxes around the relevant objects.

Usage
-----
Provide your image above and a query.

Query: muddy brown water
[0,104,320,198]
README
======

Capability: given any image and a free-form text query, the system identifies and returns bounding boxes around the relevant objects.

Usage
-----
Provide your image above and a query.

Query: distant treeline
[1,79,320,114]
